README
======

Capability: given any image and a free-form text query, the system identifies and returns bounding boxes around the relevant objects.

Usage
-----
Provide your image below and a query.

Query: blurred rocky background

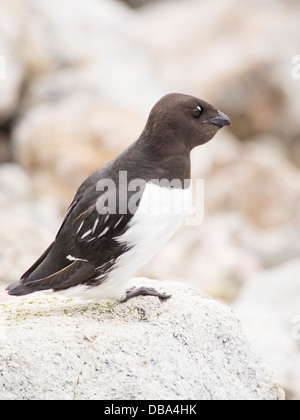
[0,0,299,399]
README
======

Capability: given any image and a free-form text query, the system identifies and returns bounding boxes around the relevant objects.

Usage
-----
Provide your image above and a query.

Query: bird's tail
[7,260,96,296]
[6,280,36,296]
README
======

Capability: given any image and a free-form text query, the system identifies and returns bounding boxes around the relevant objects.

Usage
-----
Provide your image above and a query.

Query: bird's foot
[121,286,172,303]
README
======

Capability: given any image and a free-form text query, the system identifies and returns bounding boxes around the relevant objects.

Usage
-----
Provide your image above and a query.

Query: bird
[7,93,231,302]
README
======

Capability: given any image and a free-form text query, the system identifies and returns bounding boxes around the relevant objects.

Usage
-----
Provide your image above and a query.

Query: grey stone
[234,260,300,400]
[0,278,284,400]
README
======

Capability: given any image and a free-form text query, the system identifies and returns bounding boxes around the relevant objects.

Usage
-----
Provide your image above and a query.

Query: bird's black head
[143,93,231,153]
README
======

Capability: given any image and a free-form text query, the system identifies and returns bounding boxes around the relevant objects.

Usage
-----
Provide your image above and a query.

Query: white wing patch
[81,229,93,239]
[66,255,88,262]
[98,226,109,238]
[77,221,84,234]
[92,217,99,234]
[113,216,123,229]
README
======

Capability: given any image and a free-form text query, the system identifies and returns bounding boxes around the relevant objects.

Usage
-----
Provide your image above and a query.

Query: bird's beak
[209,111,231,127]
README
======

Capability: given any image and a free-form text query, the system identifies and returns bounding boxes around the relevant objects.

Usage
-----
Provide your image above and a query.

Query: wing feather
[26,260,95,291]
[20,242,54,280]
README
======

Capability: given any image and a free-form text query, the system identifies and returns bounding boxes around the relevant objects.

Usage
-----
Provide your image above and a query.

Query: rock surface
[0,163,61,285]
[234,260,300,400]
[12,98,145,207]
[0,0,24,123]
[0,279,284,400]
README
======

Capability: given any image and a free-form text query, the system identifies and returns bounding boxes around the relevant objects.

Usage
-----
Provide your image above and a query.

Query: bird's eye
[193,106,202,118]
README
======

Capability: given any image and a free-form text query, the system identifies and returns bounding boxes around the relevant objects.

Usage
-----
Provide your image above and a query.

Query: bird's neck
[133,131,191,185]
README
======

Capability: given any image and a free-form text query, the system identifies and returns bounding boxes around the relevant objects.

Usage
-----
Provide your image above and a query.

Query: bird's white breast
[118,182,191,259]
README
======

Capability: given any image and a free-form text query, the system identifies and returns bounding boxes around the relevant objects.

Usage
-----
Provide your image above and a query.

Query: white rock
[0,278,284,400]
[205,142,300,228]
[238,217,300,269]
[0,164,61,287]
[141,213,260,301]
[0,0,24,122]
[12,97,145,207]
[10,0,166,206]
[234,260,300,399]
[135,0,300,98]
[18,0,162,112]
[0,163,32,204]
[190,130,241,179]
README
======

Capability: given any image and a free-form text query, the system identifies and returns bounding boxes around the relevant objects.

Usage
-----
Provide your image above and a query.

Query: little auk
[7,93,231,302]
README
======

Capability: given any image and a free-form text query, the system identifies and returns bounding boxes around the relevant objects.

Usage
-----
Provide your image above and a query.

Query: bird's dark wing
[58,195,132,271]
[7,259,95,295]
[7,196,132,295]
[52,176,143,289]
[25,259,95,291]
[20,241,54,280]
[18,195,79,281]
[56,172,143,266]
[8,169,144,296]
